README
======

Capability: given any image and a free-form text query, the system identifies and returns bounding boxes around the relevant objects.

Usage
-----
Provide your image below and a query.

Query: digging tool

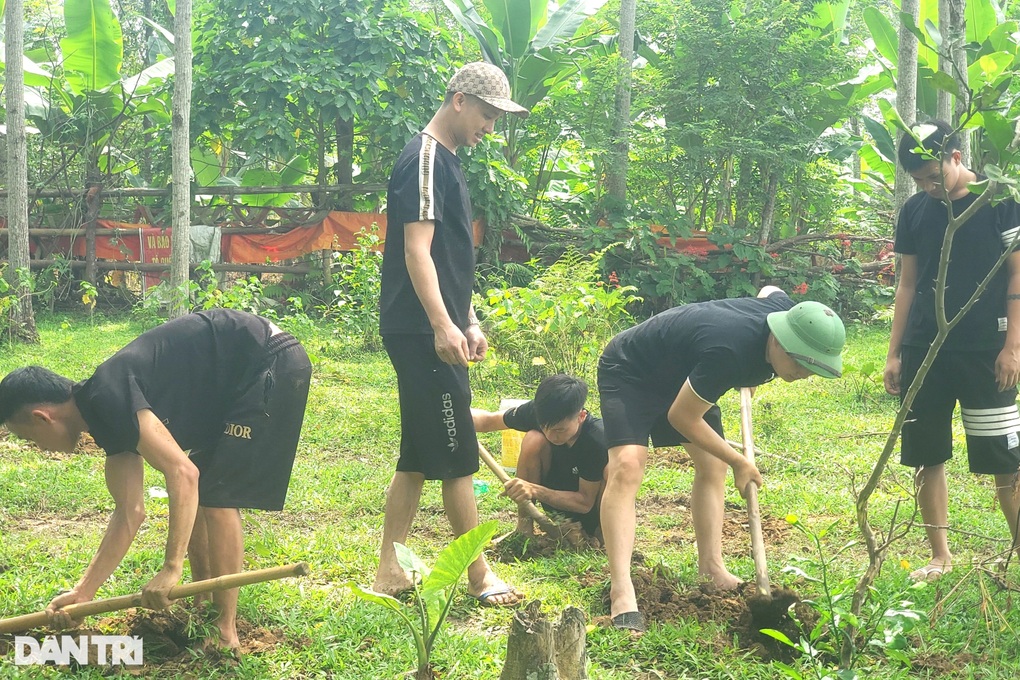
[477,442,569,540]
[0,562,310,634]
[739,388,771,599]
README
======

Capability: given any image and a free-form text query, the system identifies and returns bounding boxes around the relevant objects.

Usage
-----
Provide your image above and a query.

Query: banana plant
[346,521,499,680]
[1,0,175,181]
[442,0,610,168]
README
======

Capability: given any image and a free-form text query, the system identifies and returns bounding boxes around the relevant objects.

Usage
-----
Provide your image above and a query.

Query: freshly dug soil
[590,563,815,663]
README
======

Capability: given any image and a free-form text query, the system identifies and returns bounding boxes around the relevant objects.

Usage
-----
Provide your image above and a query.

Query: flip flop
[471,587,523,607]
[909,563,952,581]
[611,610,646,633]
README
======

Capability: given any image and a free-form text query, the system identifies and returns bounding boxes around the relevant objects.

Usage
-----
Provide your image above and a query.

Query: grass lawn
[0,313,1018,679]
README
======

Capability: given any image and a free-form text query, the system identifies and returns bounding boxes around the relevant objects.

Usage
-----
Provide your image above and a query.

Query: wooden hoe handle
[0,562,310,635]
[477,442,561,535]
[740,388,772,599]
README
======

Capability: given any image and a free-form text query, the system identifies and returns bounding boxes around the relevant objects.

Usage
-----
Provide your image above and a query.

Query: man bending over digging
[472,374,608,542]
[598,286,846,633]
[0,308,311,653]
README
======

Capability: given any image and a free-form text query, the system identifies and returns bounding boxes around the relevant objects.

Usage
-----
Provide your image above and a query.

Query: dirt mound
[116,607,289,662]
[491,523,600,562]
[592,563,814,663]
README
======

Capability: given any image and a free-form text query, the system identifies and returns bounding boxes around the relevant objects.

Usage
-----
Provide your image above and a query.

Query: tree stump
[500,600,587,680]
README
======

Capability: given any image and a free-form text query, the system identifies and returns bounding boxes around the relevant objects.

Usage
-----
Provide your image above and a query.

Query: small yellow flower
[532,356,547,366]
[900,559,910,570]
[785,513,799,525]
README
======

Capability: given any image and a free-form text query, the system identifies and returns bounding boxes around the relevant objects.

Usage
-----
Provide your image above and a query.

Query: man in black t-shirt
[0,309,311,652]
[473,375,608,538]
[373,62,529,607]
[884,120,1020,582]
[598,288,846,633]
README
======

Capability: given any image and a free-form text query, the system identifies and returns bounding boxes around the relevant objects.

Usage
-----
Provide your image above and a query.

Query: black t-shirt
[379,133,475,335]
[502,400,608,490]
[895,189,1020,349]
[73,309,274,455]
[601,292,793,404]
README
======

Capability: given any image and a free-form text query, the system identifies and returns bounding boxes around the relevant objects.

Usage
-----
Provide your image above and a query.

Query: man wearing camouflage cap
[374,62,528,606]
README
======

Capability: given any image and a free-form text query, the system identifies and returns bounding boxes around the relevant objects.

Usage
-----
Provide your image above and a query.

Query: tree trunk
[4,0,39,342]
[500,601,587,680]
[605,0,635,210]
[733,159,753,232]
[894,0,920,219]
[335,117,355,211]
[714,155,732,226]
[168,0,194,318]
[947,0,970,165]
[758,169,779,245]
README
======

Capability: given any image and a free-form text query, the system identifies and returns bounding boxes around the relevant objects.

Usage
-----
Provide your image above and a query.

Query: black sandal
[611,610,646,633]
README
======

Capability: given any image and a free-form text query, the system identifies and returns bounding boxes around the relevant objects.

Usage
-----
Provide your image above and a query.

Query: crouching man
[0,309,311,653]
[473,374,608,540]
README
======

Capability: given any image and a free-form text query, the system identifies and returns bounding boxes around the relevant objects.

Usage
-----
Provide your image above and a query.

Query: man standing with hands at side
[372,62,529,606]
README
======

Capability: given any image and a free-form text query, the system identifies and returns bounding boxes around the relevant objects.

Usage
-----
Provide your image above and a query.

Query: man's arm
[405,220,470,366]
[471,408,508,433]
[133,409,200,610]
[667,380,763,497]
[884,254,918,395]
[47,452,146,627]
[504,476,601,514]
[996,251,1020,390]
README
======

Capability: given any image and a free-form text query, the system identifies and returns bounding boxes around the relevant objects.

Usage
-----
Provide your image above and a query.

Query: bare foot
[194,633,241,660]
[700,570,743,590]
[372,568,416,596]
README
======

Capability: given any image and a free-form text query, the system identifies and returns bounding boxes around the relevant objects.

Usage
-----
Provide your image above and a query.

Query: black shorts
[189,333,311,510]
[383,334,479,480]
[900,345,1020,474]
[598,359,724,449]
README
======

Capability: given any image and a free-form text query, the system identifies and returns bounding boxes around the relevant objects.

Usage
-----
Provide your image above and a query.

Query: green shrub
[319,228,384,352]
[474,247,641,390]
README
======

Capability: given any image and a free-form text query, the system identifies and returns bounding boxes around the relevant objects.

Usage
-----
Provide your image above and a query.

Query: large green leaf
[123,57,174,95]
[0,43,55,88]
[191,146,221,187]
[807,0,850,39]
[968,51,1013,89]
[61,0,124,94]
[863,7,897,68]
[981,110,1015,156]
[859,145,896,185]
[421,521,498,600]
[862,115,896,163]
[279,155,310,186]
[442,0,502,65]
[241,168,286,207]
[484,0,533,59]
[532,0,609,52]
[966,0,1002,45]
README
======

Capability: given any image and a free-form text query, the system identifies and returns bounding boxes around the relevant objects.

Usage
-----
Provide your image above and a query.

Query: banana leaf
[61,0,124,94]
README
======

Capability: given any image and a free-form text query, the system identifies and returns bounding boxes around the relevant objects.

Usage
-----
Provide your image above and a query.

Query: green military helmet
[766,301,846,379]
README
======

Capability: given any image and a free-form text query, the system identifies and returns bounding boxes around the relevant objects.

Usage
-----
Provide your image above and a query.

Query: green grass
[1,314,1018,678]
